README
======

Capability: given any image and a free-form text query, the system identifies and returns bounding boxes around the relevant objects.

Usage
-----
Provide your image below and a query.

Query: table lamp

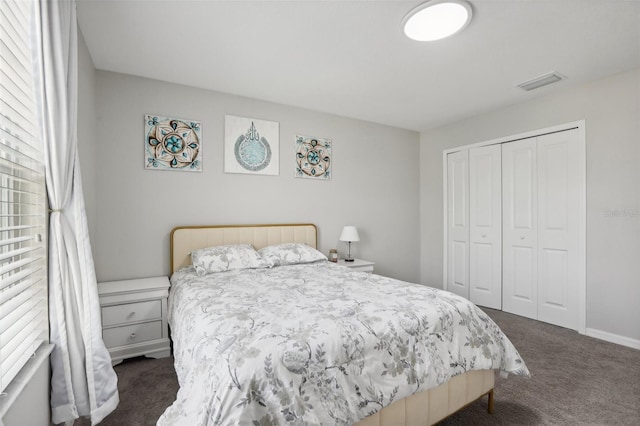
[339,226,360,262]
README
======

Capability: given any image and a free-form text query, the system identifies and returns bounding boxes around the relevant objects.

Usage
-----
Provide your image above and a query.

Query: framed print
[145,114,201,171]
[295,135,331,180]
[224,115,279,175]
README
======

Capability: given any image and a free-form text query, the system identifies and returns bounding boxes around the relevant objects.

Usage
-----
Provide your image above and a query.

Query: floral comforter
[157,262,529,426]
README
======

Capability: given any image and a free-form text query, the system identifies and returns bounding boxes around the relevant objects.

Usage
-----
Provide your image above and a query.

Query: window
[0,0,48,393]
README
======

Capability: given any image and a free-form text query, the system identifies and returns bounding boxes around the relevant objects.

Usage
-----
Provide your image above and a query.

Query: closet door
[469,145,502,309]
[446,150,469,299]
[502,138,538,319]
[537,130,580,330]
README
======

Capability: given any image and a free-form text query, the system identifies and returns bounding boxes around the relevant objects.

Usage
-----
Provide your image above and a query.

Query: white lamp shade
[339,226,360,242]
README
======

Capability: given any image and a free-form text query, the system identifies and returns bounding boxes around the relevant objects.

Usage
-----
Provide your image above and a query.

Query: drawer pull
[129,333,136,339]
[127,311,136,319]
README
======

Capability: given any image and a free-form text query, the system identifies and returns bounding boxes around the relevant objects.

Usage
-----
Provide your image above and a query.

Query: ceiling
[77,0,640,132]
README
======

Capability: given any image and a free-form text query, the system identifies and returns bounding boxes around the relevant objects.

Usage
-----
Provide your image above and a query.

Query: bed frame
[170,223,495,425]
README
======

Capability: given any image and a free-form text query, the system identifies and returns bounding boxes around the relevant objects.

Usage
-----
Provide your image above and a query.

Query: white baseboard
[585,328,640,350]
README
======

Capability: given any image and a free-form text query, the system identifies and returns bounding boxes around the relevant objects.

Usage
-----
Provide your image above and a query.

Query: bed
[158,224,529,425]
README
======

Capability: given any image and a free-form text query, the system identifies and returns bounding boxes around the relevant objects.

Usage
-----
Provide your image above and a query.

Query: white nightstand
[337,258,375,273]
[98,276,171,365]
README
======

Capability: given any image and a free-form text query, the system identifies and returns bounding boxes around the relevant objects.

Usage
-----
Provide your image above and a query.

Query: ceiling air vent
[517,71,564,91]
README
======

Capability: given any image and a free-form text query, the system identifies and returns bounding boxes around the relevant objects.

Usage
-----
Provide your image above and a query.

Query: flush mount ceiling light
[402,0,473,41]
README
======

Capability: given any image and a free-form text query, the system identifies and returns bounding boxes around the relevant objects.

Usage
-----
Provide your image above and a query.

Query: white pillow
[191,244,271,276]
[258,243,327,266]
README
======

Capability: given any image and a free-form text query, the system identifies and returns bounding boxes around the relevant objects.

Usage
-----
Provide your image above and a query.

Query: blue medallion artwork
[224,115,279,175]
[235,121,271,171]
[145,114,202,172]
[295,135,331,180]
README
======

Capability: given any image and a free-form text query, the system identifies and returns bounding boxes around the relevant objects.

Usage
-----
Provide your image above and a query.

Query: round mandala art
[235,122,271,171]
[296,137,331,179]
[146,118,200,170]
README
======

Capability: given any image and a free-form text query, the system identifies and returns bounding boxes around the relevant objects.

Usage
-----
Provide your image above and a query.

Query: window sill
[0,343,54,419]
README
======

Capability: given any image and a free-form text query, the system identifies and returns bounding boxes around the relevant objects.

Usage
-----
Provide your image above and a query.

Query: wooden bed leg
[487,389,495,414]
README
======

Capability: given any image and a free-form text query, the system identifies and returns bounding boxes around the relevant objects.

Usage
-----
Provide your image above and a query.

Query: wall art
[295,135,331,180]
[224,115,279,175]
[145,114,202,171]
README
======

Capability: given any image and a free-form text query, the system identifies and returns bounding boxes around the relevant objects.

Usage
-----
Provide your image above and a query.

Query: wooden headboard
[170,223,318,274]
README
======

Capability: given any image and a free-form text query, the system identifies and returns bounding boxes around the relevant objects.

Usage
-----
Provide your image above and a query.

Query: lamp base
[344,258,355,262]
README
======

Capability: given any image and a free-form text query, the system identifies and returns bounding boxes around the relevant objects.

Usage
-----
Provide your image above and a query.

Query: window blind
[0,0,48,394]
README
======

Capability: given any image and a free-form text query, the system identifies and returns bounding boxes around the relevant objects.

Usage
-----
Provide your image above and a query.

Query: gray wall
[78,30,98,243]
[420,68,640,343]
[87,71,420,283]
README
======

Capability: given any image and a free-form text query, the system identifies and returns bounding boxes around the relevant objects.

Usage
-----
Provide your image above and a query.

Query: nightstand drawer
[337,259,375,273]
[348,264,374,273]
[103,321,162,348]
[102,300,161,327]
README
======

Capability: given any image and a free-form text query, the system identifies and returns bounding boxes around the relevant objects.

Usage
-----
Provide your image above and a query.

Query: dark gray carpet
[87,309,640,425]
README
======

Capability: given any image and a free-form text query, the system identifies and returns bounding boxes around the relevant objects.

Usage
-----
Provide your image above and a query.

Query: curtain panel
[31,0,119,424]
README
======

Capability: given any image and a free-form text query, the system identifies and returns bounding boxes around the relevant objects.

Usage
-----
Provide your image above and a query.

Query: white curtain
[31,0,119,424]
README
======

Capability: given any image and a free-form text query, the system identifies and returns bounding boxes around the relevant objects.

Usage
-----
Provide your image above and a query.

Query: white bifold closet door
[468,145,502,309]
[502,139,538,319]
[447,146,502,309]
[502,129,581,330]
[446,150,469,299]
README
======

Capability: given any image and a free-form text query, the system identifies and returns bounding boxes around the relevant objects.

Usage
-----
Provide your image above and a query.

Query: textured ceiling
[77,0,640,131]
